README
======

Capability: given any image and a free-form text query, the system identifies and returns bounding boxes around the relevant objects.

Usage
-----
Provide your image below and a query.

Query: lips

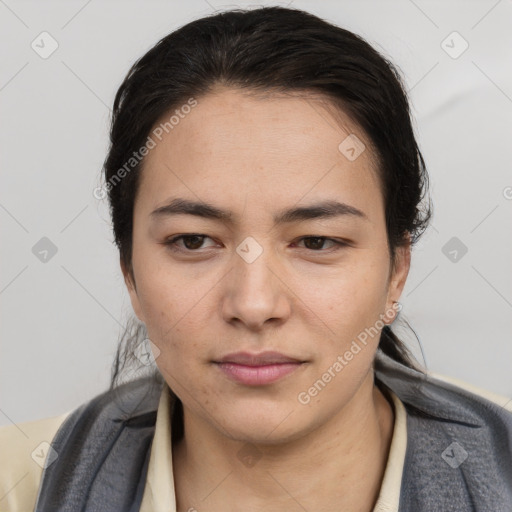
[215,351,304,366]
[213,351,306,386]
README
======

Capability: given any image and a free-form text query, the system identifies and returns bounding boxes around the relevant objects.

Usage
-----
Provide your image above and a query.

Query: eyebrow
[150,198,368,224]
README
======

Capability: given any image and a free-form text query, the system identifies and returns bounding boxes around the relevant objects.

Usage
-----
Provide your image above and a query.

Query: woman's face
[123,87,410,443]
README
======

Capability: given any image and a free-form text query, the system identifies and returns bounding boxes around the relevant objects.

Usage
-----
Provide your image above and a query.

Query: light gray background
[1,0,511,426]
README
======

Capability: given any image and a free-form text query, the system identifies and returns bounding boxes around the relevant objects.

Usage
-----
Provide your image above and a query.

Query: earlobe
[387,240,411,308]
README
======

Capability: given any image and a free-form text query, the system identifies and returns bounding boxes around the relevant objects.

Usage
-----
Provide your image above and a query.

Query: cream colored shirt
[1,375,509,512]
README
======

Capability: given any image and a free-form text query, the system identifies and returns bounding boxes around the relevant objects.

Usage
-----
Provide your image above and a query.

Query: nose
[221,244,291,331]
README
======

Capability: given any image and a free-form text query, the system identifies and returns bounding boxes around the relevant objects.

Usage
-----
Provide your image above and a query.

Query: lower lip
[215,362,303,386]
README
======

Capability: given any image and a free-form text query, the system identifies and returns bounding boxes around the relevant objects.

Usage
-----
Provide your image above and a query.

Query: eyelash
[164,234,348,254]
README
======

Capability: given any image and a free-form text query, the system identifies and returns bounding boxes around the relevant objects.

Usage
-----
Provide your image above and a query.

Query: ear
[386,236,411,315]
[120,258,146,323]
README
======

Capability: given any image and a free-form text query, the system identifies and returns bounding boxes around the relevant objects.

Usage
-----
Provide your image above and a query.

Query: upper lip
[215,351,304,366]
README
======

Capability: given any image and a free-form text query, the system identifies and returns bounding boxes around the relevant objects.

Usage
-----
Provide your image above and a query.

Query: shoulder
[375,352,512,425]
[375,353,512,509]
[33,376,163,511]
[427,371,512,412]
[403,374,512,508]
[0,411,71,512]
[0,377,162,512]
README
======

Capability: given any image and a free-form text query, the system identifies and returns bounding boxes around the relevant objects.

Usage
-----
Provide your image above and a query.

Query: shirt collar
[139,384,407,512]
[373,390,407,511]
[139,384,177,512]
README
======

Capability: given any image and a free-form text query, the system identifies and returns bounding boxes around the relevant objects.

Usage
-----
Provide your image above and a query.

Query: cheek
[302,265,390,390]
[133,269,211,366]
[311,256,389,329]
[134,255,193,326]
[132,273,187,359]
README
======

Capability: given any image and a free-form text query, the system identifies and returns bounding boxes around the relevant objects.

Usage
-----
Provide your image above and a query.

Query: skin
[122,86,411,511]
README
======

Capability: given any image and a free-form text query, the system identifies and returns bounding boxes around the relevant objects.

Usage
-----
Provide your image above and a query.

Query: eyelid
[292,236,347,250]
[164,234,217,252]
[164,234,348,253]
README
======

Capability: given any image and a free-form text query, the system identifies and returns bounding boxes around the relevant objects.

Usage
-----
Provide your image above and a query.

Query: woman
[1,6,511,511]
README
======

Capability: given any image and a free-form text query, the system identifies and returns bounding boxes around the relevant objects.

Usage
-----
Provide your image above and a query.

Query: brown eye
[181,235,206,250]
[165,234,216,252]
[296,237,343,251]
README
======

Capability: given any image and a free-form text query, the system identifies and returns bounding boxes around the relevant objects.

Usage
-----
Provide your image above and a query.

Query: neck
[172,371,394,512]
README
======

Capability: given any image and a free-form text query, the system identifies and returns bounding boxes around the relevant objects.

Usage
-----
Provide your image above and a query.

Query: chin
[215,406,314,447]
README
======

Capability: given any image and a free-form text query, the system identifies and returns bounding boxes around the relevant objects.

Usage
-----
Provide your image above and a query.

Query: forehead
[136,87,382,221]
[148,87,371,162]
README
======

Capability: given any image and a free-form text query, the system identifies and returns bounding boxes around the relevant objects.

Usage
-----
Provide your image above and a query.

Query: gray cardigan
[34,353,512,511]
